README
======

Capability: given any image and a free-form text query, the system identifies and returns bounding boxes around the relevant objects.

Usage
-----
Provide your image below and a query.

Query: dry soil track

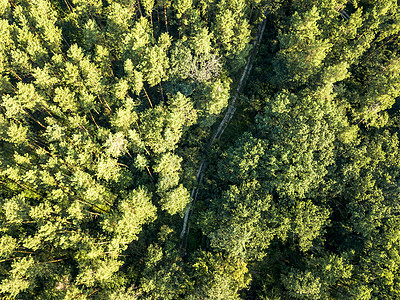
[180,11,270,249]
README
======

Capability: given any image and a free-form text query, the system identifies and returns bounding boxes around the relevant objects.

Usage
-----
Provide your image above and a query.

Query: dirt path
[180,11,269,248]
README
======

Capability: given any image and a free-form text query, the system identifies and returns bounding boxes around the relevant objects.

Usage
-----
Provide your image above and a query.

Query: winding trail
[180,11,269,249]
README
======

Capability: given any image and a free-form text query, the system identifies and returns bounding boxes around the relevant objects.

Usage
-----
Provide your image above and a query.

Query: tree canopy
[1,0,400,299]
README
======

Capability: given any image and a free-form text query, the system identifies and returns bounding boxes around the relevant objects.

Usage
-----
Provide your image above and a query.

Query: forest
[0,0,400,298]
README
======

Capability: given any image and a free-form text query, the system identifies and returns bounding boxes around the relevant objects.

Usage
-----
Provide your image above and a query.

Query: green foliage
[190,252,251,300]
[212,0,251,57]
[139,227,192,299]
[0,257,36,297]
[1,0,400,298]
[102,188,157,243]
[200,180,276,261]
[287,200,330,252]
[272,6,331,87]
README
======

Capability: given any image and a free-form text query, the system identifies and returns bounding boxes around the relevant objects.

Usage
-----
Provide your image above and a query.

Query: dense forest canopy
[0,0,400,298]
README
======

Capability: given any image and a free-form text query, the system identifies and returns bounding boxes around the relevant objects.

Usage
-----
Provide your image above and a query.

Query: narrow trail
[179,11,269,249]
